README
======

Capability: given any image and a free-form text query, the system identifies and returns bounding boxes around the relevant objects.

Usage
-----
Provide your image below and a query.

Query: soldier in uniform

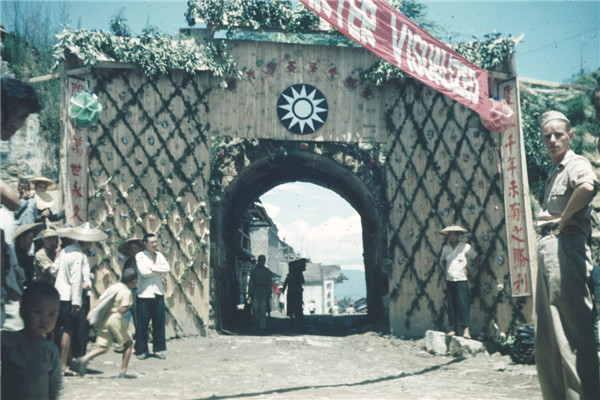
[535,110,600,399]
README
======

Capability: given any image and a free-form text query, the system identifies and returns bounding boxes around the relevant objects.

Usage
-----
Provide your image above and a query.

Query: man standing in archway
[248,255,272,333]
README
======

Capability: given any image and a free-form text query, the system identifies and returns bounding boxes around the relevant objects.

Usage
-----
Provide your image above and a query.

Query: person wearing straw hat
[118,238,144,272]
[439,225,480,339]
[535,111,600,399]
[34,229,60,285]
[282,258,308,327]
[53,222,107,376]
[30,176,65,225]
[14,223,45,288]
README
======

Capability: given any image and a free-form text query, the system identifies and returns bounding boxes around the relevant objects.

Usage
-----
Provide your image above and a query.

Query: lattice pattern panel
[84,69,212,337]
[384,79,528,336]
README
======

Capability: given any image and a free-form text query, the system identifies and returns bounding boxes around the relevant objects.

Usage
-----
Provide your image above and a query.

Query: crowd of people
[1,78,175,398]
[1,219,172,398]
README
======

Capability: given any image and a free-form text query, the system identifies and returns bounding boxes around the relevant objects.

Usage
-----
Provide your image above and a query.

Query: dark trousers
[71,295,90,357]
[135,295,166,355]
[447,280,469,329]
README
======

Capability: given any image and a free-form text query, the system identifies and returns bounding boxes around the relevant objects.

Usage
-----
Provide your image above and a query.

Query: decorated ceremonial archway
[59,23,535,338]
[209,139,388,330]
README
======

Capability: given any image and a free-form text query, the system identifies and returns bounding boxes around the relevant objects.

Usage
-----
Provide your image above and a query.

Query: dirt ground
[61,314,541,400]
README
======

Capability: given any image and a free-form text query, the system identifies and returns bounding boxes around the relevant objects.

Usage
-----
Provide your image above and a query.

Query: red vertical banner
[498,79,533,297]
[65,77,89,225]
[300,0,490,119]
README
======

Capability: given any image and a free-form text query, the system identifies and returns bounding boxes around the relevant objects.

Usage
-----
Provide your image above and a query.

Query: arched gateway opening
[210,142,388,332]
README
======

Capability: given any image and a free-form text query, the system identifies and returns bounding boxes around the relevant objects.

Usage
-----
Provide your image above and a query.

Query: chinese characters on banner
[65,77,89,225]
[299,0,490,119]
[498,79,533,297]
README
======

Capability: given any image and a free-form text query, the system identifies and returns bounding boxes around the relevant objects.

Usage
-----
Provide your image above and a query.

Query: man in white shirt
[134,233,170,360]
[53,222,107,376]
[440,225,481,339]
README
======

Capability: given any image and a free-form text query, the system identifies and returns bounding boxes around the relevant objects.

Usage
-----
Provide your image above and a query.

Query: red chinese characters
[498,81,532,297]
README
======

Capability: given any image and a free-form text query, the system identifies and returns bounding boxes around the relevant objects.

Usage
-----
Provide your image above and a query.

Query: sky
[2,0,599,299]
[2,0,597,82]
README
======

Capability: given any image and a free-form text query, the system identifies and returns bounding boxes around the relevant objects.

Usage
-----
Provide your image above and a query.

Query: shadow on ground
[223,311,384,337]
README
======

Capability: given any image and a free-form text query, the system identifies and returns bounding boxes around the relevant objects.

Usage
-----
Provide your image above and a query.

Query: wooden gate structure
[59,35,535,338]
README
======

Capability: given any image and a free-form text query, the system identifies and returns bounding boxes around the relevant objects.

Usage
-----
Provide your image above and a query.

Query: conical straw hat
[117,238,144,255]
[62,222,108,242]
[13,222,44,240]
[440,225,468,235]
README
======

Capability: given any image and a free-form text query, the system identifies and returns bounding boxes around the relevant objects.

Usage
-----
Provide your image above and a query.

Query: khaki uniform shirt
[539,150,597,234]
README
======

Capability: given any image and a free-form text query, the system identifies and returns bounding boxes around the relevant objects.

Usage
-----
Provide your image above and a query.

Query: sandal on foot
[63,369,80,377]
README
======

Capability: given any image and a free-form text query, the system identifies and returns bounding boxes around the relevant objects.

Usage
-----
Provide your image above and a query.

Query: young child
[73,268,137,378]
[440,225,481,339]
[1,281,62,400]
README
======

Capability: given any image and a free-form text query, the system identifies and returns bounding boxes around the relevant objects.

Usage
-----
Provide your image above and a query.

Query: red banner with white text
[300,0,490,119]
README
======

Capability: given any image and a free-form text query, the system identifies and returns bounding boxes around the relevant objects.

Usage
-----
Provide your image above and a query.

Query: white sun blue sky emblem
[277,84,328,135]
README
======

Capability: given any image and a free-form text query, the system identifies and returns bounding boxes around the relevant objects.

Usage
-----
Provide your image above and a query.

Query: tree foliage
[53,28,238,81]
[520,69,600,202]
[1,1,69,177]
[186,0,321,32]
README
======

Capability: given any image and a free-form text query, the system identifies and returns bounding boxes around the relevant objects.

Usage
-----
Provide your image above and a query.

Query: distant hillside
[334,269,367,300]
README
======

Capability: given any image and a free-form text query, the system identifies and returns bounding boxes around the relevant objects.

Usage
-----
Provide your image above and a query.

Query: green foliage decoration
[53,28,239,82]
[361,36,516,86]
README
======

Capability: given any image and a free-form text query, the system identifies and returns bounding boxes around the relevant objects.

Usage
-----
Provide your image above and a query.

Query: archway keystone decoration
[277,83,329,135]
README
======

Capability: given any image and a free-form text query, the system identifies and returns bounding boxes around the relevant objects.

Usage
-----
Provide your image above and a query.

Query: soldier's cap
[540,110,569,128]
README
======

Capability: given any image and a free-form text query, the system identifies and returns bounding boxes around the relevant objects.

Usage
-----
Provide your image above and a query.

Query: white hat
[62,222,108,242]
[440,225,468,235]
